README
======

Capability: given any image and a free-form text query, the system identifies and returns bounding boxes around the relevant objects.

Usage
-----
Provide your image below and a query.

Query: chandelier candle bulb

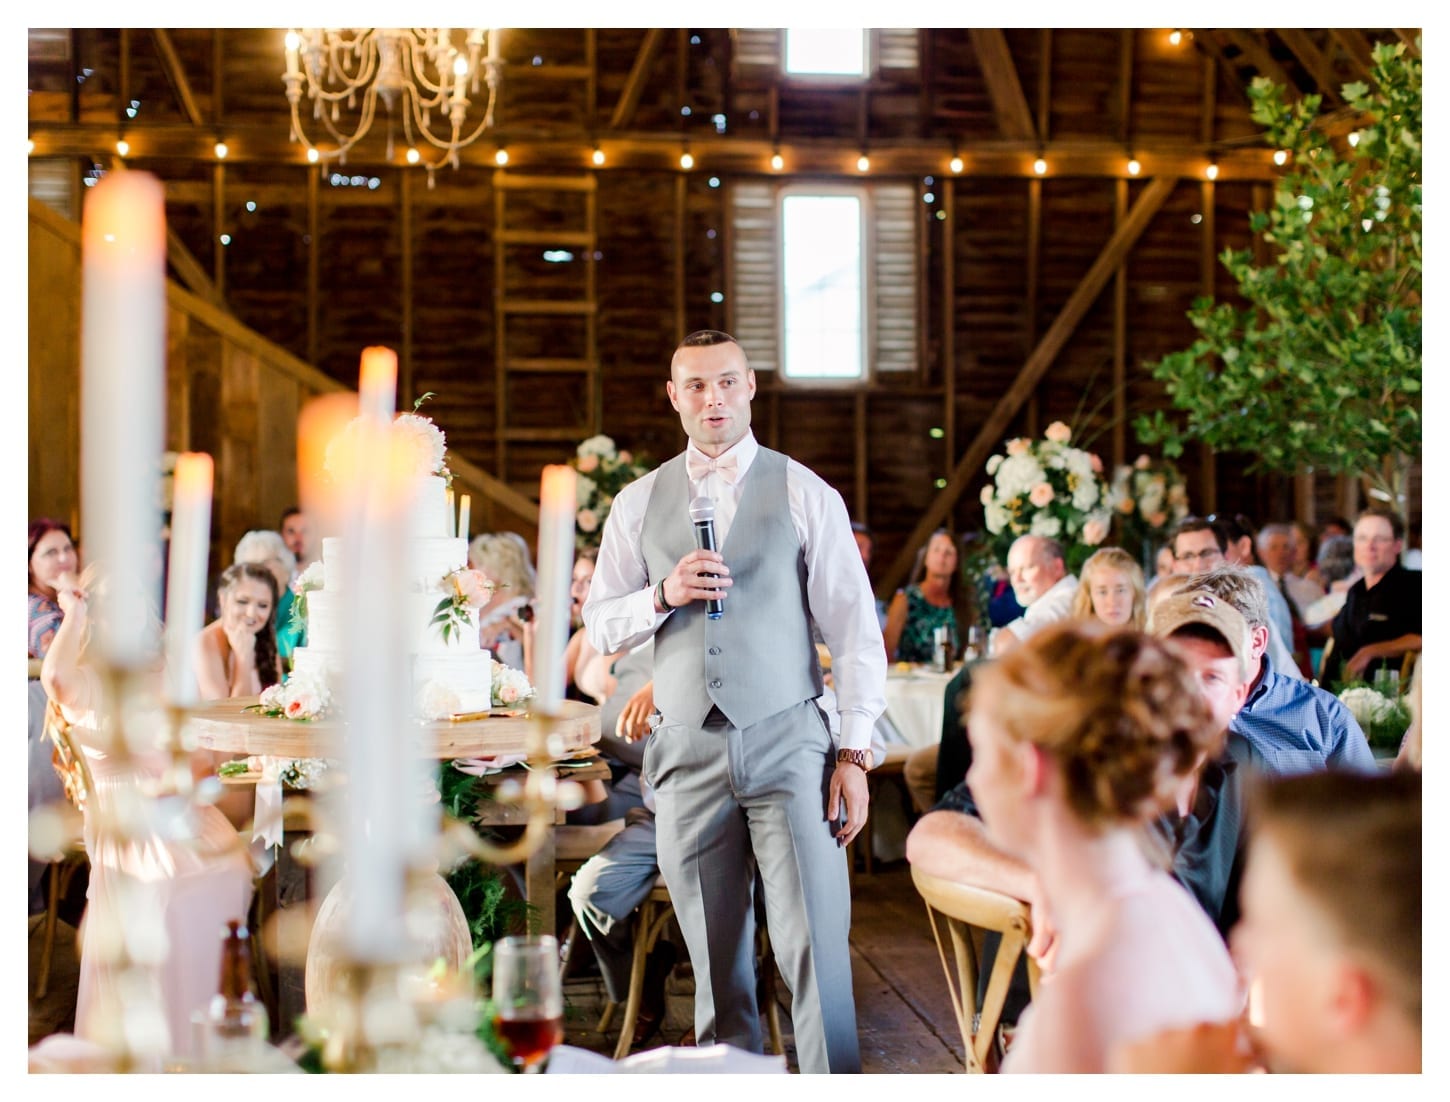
[163,453,214,706]
[81,170,167,667]
[532,465,577,712]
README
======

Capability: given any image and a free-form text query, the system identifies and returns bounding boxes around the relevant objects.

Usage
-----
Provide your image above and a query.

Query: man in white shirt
[583,330,885,1073]
[991,535,1078,654]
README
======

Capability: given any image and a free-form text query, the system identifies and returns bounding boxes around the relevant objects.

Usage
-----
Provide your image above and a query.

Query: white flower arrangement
[488,657,536,707]
[249,667,332,721]
[1337,686,1397,729]
[980,422,1111,570]
[432,567,495,644]
[416,679,462,721]
[568,434,653,551]
[323,404,450,484]
[1109,455,1191,559]
[218,755,332,789]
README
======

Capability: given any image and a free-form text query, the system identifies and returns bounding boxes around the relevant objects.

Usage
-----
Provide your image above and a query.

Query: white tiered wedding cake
[287,414,494,717]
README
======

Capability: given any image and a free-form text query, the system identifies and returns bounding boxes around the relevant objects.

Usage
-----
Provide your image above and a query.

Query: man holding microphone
[583,330,886,1073]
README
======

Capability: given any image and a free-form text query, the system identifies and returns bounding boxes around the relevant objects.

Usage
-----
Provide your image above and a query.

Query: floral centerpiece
[1337,684,1412,753]
[325,396,451,484]
[569,434,654,550]
[415,658,536,720]
[980,421,1111,574]
[1109,454,1191,569]
[247,667,332,721]
[432,567,496,644]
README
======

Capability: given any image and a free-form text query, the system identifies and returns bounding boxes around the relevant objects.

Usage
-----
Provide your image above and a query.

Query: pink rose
[617,450,633,464]
[1089,453,1104,474]
[1135,454,1152,470]
[1082,517,1110,546]
[1044,421,1072,444]
[1028,482,1055,508]
[1005,438,1030,457]
[1117,496,1136,514]
[577,508,599,533]
[499,684,519,704]
[284,698,307,719]
[576,453,600,474]
[455,569,492,609]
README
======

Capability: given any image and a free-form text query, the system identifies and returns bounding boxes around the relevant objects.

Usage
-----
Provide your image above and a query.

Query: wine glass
[492,934,564,1072]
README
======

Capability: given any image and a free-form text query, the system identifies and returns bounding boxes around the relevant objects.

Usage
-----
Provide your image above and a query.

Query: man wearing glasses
[1324,507,1422,683]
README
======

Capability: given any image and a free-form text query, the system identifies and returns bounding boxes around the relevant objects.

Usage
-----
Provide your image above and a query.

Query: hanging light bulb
[406,147,421,164]
[857,154,870,172]
[307,147,320,164]
[771,152,783,171]
[949,156,964,174]
[1273,149,1288,166]
[1205,162,1219,180]
[680,150,694,170]
[1169,30,1183,46]
[116,139,130,157]
[592,147,605,166]
[1033,157,1047,175]
[214,141,229,159]
[1348,131,1361,148]
[1127,158,1141,176]
[495,148,509,166]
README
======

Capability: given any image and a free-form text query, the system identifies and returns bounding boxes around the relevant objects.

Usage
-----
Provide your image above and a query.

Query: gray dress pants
[645,699,859,1073]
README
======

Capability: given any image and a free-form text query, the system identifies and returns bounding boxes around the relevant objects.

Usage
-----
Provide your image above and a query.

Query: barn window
[781,193,864,379]
[784,30,867,77]
[728,180,919,382]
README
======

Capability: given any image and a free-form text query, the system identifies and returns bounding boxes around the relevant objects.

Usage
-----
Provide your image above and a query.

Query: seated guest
[41,569,254,1064]
[851,521,888,630]
[1169,517,1301,679]
[1323,507,1422,684]
[29,517,80,659]
[1181,566,1374,775]
[1257,522,1324,622]
[1290,520,1322,586]
[1301,534,1358,629]
[233,529,301,663]
[990,535,1077,654]
[468,532,536,671]
[1069,547,1146,629]
[883,529,962,663]
[1111,770,1420,1074]
[1151,542,1177,587]
[961,622,1239,1072]
[1210,513,1299,673]
[193,562,283,699]
[277,505,318,571]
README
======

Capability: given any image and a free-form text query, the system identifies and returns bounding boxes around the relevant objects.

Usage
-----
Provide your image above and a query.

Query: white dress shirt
[1003,573,1080,640]
[583,430,886,751]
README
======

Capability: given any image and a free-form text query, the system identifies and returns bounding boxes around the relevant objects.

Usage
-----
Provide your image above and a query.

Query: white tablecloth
[881,665,958,751]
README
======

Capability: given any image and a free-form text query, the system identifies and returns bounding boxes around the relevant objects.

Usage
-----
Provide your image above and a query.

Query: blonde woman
[965,620,1238,1072]
[468,531,537,671]
[1069,547,1147,629]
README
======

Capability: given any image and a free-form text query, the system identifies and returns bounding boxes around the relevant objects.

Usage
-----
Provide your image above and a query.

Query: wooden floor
[28,862,964,1073]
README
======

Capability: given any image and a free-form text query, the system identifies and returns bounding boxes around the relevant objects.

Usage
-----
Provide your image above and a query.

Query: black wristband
[655,579,674,612]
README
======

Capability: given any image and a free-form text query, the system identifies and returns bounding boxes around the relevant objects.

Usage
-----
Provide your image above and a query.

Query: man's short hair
[1257,522,1294,547]
[1316,534,1355,584]
[279,505,302,527]
[677,329,740,351]
[1356,505,1405,542]
[1170,516,1223,552]
[1181,564,1271,633]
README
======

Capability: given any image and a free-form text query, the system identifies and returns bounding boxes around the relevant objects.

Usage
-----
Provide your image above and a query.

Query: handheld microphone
[688,496,725,620]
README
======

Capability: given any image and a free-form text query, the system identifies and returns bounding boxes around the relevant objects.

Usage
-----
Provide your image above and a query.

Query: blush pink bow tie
[686,452,740,484]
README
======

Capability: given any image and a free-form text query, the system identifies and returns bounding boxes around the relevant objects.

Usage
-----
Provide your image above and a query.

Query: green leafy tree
[1136,40,1421,510]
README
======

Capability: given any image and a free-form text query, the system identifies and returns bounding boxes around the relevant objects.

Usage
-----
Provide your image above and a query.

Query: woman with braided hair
[965,619,1239,1072]
[193,562,282,699]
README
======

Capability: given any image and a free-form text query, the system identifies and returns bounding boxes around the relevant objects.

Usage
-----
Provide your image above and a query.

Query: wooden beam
[968,29,1037,142]
[879,175,1179,593]
[1025,176,1041,438]
[1275,29,1344,105]
[1191,30,1250,103]
[1328,28,1375,80]
[1118,29,1135,145]
[940,176,956,515]
[306,168,318,367]
[1036,29,1052,143]
[152,29,204,126]
[400,170,414,406]
[211,162,225,299]
[165,226,223,306]
[609,28,666,130]
[1221,29,1296,93]
[1112,179,1127,469]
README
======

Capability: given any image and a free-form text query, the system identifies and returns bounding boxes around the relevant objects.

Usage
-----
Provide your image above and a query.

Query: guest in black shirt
[1325,507,1421,683]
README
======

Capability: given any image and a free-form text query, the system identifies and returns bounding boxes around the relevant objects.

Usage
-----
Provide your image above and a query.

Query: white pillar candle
[531,465,576,712]
[458,494,470,543]
[446,488,456,538]
[338,422,416,961]
[487,28,501,62]
[358,345,397,426]
[81,171,167,668]
[162,453,213,705]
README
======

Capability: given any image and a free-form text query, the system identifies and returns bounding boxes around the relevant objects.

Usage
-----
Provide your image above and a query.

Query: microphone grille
[688,496,716,523]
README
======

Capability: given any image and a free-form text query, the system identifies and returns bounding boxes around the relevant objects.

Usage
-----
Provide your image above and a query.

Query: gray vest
[641,447,822,731]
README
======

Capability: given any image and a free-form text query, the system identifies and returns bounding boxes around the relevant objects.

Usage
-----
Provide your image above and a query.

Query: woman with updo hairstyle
[467,531,537,671]
[1068,546,1147,629]
[965,619,1239,1073]
[193,562,282,699]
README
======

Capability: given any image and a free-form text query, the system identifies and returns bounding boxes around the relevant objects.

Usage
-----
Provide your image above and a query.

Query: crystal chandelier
[282,28,502,170]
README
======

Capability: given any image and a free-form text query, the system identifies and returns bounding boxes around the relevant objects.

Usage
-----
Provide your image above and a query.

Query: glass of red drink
[492,934,564,1072]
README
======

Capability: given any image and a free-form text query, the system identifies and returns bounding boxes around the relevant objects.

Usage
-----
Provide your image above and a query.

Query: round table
[184,697,601,1023]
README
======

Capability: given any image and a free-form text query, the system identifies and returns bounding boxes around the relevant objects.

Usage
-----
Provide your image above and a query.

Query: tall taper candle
[531,466,576,711]
[458,494,471,543]
[163,453,213,705]
[81,171,167,667]
[358,346,397,425]
[446,489,456,538]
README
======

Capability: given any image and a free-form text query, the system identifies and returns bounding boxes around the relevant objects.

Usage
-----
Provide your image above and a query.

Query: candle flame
[172,452,214,498]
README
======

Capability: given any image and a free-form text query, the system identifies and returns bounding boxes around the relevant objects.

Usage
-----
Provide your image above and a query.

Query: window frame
[781,28,872,82]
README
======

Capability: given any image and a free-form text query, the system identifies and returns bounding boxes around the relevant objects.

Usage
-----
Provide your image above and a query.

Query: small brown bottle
[204,919,269,1069]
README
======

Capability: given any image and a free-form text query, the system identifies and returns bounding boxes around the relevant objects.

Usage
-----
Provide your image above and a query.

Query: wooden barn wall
[29,27,1422,589]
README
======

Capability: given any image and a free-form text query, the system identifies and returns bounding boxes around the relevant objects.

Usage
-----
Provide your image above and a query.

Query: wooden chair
[911,866,1040,1073]
[1399,649,1418,690]
[598,876,785,1060]
[33,699,92,1001]
[553,820,627,983]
